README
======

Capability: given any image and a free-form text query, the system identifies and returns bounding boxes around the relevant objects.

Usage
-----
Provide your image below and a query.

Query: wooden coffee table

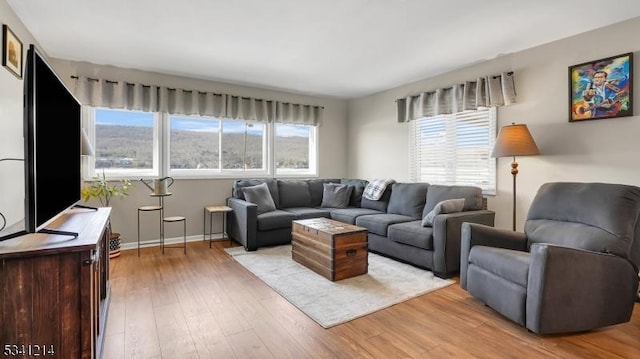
[291,218,368,281]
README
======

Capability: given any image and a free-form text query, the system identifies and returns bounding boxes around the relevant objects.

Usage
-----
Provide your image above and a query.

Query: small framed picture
[569,52,633,122]
[2,24,23,79]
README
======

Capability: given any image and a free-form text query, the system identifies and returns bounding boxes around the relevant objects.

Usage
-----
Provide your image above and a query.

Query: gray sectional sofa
[226,178,495,277]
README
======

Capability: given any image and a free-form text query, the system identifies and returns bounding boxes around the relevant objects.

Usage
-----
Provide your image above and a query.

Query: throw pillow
[422,198,465,227]
[321,183,353,208]
[363,178,396,200]
[242,182,277,215]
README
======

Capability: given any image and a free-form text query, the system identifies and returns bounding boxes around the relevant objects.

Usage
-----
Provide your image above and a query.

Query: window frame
[84,107,319,180]
[84,107,162,180]
[274,123,318,178]
[167,115,272,178]
[408,107,497,195]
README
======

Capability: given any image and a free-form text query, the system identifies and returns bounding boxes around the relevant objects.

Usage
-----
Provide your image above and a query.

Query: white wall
[347,17,640,231]
[0,0,43,236]
[48,58,349,245]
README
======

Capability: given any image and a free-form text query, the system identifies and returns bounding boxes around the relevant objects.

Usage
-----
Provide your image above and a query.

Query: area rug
[225,245,454,328]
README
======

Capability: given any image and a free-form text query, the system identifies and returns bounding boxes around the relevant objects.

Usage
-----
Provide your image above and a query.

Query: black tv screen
[24,45,81,233]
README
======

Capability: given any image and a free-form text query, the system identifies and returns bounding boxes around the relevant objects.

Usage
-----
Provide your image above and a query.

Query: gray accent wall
[347,16,640,231]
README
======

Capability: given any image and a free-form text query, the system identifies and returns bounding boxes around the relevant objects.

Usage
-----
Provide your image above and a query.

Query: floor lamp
[491,123,540,231]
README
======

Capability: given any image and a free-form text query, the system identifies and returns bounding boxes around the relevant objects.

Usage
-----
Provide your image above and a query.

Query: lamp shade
[81,128,95,156]
[491,123,540,158]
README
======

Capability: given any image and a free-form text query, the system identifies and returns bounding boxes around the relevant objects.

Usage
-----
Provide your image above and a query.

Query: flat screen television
[23,45,82,237]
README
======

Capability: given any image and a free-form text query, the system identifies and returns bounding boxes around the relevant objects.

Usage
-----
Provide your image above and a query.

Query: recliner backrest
[525,182,640,260]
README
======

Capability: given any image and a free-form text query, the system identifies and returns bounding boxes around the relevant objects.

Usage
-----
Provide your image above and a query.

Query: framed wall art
[569,52,633,122]
[2,24,23,79]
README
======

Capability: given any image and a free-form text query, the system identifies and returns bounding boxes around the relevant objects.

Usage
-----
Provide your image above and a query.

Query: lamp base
[511,158,518,231]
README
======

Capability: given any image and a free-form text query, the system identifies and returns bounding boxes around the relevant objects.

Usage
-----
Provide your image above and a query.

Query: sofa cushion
[468,246,530,287]
[242,182,277,215]
[388,221,434,250]
[308,179,340,207]
[361,186,392,212]
[321,183,353,208]
[341,179,368,207]
[257,210,297,231]
[424,185,483,217]
[234,179,280,208]
[356,214,416,236]
[330,208,385,224]
[387,183,429,219]
[278,180,311,208]
[283,207,332,220]
[422,198,465,227]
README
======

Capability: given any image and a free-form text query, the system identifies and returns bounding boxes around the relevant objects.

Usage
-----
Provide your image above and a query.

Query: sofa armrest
[460,223,527,289]
[226,197,258,251]
[526,244,639,334]
[431,210,495,277]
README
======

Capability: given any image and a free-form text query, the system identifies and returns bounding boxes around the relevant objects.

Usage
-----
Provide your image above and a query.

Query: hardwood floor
[103,241,640,359]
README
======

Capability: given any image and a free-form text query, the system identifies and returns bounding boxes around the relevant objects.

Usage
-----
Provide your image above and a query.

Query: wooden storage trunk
[292,218,368,281]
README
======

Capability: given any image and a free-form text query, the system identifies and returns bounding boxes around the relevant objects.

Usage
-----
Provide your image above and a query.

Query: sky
[96,109,309,137]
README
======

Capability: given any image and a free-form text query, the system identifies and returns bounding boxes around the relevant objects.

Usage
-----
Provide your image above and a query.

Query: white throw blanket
[363,178,395,200]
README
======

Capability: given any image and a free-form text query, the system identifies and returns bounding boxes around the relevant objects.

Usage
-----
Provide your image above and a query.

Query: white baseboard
[120,233,229,251]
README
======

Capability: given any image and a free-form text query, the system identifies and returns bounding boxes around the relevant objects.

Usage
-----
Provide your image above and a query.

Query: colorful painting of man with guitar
[570,53,632,122]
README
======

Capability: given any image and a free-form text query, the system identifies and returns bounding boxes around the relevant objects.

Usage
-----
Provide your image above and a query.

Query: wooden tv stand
[0,208,111,359]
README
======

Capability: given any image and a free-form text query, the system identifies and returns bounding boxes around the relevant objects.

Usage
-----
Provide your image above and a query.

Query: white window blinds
[409,108,496,194]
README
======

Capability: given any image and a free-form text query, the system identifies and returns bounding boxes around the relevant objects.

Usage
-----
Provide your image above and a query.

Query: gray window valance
[396,72,516,123]
[72,76,323,125]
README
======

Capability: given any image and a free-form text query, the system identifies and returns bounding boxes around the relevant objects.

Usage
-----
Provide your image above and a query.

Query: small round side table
[203,205,233,248]
[163,215,187,254]
[137,204,162,256]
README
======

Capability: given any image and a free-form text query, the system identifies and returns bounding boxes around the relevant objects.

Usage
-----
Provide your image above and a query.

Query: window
[168,116,268,176]
[220,120,266,171]
[86,107,317,179]
[409,108,496,194]
[275,123,317,176]
[170,116,220,170]
[89,108,160,177]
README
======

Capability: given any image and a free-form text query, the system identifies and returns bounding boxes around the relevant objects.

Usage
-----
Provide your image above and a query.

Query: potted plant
[81,170,133,258]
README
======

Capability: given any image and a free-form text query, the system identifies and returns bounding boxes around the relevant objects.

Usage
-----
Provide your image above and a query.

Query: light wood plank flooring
[103,241,640,359]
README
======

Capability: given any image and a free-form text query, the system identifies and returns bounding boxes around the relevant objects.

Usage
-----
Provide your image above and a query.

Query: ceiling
[7,0,640,99]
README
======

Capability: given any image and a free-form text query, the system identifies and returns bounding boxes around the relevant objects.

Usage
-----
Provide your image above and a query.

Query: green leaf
[81,170,134,207]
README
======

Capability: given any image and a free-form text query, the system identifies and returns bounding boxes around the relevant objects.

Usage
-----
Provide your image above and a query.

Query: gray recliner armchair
[460,182,640,334]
